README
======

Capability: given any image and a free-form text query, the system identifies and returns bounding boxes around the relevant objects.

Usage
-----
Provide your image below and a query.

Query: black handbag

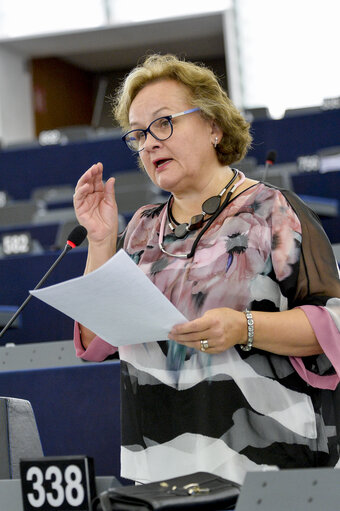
[94,471,241,511]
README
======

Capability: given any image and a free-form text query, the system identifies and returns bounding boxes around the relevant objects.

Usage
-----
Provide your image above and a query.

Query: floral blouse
[75,175,340,484]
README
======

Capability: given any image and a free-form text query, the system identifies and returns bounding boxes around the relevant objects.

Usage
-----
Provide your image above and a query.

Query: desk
[0,477,119,511]
[292,170,340,202]
[0,136,136,201]
[247,109,340,164]
[0,361,122,479]
[0,222,60,251]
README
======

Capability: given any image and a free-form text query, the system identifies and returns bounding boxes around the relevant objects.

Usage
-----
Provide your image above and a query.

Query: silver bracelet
[239,309,254,351]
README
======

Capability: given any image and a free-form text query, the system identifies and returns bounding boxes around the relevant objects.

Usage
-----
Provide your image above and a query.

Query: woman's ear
[210,121,223,146]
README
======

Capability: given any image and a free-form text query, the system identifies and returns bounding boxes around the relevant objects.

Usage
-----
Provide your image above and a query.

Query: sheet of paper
[30,249,187,346]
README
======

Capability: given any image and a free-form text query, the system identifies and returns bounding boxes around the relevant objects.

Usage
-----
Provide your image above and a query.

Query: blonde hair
[112,54,252,165]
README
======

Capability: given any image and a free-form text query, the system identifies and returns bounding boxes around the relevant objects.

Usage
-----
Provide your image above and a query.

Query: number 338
[20,457,95,511]
[26,464,84,507]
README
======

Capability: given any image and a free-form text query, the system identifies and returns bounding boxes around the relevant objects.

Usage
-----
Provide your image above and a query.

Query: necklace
[168,169,239,239]
[159,169,243,259]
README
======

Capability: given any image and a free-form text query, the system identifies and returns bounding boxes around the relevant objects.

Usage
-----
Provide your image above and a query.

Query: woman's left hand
[168,308,247,354]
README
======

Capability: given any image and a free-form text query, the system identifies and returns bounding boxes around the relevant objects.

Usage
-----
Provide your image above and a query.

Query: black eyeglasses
[122,107,200,153]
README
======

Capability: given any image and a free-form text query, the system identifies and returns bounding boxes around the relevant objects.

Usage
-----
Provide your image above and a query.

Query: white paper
[30,249,187,346]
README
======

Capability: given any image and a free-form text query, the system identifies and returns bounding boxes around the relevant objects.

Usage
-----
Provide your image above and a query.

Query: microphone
[261,150,277,182]
[0,225,87,339]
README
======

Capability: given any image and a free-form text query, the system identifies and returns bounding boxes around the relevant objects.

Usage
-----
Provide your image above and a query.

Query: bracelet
[239,309,254,352]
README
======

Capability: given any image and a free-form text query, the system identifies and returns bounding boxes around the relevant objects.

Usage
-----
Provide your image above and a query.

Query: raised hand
[73,162,118,244]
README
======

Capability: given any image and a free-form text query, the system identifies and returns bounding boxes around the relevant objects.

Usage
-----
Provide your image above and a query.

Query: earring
[214,136,218,148]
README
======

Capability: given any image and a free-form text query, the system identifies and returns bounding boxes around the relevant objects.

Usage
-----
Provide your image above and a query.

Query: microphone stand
[261,150,277,182]
[0,244,72,339]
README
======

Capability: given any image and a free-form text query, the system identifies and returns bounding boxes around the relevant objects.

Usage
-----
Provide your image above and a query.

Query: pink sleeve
[289,305,340,390]
[74,322,118,362]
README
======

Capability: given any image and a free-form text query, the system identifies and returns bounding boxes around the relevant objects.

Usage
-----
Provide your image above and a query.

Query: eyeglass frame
[122,107,200,153]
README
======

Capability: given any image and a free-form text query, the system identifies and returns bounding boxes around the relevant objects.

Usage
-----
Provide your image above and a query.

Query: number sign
[20,456,96,511]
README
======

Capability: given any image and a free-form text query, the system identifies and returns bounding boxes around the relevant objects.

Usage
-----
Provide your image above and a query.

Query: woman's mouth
[154,158,173,170]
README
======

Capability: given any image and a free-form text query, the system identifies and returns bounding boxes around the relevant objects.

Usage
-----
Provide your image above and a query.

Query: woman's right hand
[73,162,119,245]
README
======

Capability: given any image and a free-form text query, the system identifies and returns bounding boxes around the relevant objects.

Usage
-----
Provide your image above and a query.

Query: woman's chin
[155,173,179,193]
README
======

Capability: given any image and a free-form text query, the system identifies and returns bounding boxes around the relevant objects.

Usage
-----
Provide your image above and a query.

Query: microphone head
[266,150,277,165]
[66,225,88,248]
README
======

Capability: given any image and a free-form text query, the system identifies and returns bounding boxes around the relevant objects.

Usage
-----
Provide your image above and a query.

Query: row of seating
[1,108,340,200]
[0,169,163,254]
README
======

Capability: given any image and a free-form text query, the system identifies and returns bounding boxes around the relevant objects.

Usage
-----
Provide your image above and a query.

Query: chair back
[0,397,43,479]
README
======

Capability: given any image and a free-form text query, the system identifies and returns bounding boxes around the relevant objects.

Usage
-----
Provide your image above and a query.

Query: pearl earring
[214,136,218,148]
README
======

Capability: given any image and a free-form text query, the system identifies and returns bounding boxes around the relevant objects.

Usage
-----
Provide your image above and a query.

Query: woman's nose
[143,132,162,151]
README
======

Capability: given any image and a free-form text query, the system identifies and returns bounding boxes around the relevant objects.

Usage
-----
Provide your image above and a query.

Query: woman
[73,54,340,485]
